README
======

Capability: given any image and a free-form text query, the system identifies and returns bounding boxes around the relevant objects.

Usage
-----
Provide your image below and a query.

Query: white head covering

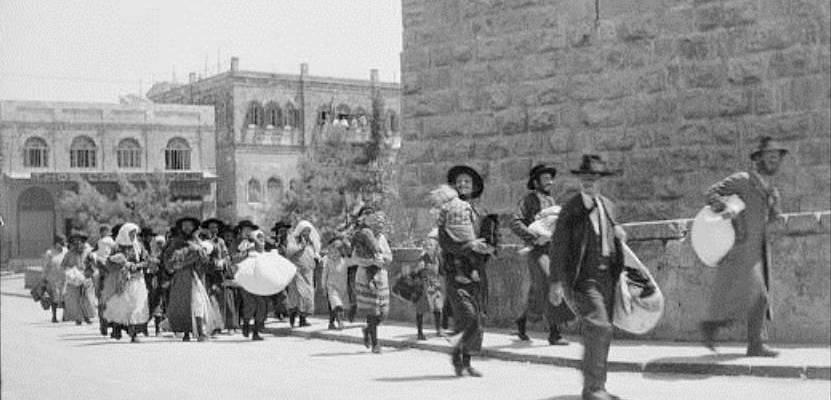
[291,220,321,255]
[115,223,141,258]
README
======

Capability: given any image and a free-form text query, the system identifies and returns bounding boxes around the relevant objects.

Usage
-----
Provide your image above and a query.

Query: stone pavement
[4,273,828,381]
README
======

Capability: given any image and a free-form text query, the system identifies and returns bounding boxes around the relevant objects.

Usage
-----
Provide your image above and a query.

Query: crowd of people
[30,137,787,400]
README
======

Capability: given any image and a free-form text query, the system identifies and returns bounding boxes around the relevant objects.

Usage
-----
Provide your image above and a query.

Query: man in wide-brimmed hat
[200,217,235,334]
[548,154,626,400]
[510,163,571,345]
[699,136,789,358]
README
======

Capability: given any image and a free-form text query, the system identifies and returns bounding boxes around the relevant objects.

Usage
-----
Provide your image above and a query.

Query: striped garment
[353,233,393,319]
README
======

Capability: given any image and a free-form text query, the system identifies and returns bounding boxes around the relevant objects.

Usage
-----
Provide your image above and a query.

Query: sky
[0,0,402,103]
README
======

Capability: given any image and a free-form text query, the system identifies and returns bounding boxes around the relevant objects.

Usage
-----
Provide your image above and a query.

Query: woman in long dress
[41,235,68,323]
[352,210,393,353]
[285,220,320,328]
[414,234,444,340]
[61,231,97,324]
[103,223,152,342]
[322,238,350,330]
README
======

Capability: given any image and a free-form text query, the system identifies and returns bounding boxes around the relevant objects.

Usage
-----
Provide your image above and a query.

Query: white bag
[234,250,297,296]
[691,194,745,268]
[613,243,664,335]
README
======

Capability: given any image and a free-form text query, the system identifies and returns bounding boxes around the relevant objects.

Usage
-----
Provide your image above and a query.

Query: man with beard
[202,218,237,334]
[700,137,788,358]
[510,163,571,345]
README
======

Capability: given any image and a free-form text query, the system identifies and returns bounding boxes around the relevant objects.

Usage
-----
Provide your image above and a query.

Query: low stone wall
[369,211,830,344]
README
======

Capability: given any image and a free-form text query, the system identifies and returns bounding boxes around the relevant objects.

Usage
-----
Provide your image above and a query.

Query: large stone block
[495,107,527,135]
[625,94,677,126]
[471,138,510,160]
[727,54,766,85]
[680,89,750,119]
[483,84,513,110]
[581,99,626,128]
[535,76,570,105]
[683,61,728,89]
[466,113,500,137]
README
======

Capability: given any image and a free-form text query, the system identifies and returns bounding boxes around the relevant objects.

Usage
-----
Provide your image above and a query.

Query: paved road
[2,295,828,400]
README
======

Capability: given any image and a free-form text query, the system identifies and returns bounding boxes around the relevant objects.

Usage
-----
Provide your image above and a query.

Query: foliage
[57,173,187,237]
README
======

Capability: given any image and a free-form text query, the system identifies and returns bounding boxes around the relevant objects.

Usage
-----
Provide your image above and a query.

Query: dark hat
[139,227,156,237]
[235,219,259,231]
[446,165,484,199]
[527,163,558,190]
[750,136,789,161]
[571,154,621,177]
[270,220,292,232]
[110,223,123,238]
[68,230,89,242]
[54,234,67,245]
[201,218,226,229]
[174,216,202,229]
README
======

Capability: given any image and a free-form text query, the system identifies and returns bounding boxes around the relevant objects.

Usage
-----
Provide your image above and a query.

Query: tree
[57,173,188,237]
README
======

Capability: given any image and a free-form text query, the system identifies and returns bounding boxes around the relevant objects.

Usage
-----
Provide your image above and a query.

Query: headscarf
[115,223,142,259]
[291,220,322,255]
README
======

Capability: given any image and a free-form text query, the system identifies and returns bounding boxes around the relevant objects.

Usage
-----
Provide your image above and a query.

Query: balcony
[239,124,302,146]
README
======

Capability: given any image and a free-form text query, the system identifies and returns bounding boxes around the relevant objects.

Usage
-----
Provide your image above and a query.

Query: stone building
[396,0,830,237]
[0,101,217,267]
[147,58,401,224]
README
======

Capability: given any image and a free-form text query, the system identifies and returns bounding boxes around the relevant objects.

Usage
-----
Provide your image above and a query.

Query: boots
[434,311,444,337]
[700,321,719,351]
[154,316,162,337]
[548,323,569,346]
[111,324,123,340]
[289,311,297,328]
[129,325,140,343]
[747,344,779,357]
[416,314,426,341]
[516,317,530,341]
[242,321,251,337]
[51,306,58,323]
[370,321,382,353]
[335,307,344,330]
[348,304,357,323]
[462,354,482,377]
[196,317,208,342]
[328,308,337,330]
[182,331,191,342]
[100,319,109,336]
[252,321,264,341]
[451,348,464,377]
[298,314,311,327]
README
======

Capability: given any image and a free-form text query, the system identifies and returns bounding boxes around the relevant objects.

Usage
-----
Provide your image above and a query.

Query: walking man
[549,155,626,400]
[510,163,569,345]
[699,136,788,357]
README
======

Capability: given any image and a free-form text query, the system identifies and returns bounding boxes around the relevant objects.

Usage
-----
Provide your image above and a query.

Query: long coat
[549,193,624,289]
[285,235,317,314]
[704,171,778,322]
[163,236,209,332]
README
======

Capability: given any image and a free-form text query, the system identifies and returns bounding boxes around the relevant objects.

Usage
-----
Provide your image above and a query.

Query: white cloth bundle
[612,243,664,335]
[518,205,561,255]
[64,267,87,287]
[691,194,745,267]
[234,250,298,296]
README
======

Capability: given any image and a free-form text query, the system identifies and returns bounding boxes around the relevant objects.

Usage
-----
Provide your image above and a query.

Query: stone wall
[396,0,830,237]
[370,211,830,344]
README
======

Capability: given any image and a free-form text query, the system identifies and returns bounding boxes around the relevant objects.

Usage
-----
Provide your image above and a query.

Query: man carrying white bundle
[509,163,569,345]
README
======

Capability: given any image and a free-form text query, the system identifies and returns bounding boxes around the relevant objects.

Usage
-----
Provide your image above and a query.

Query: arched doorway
[17,187,55,258]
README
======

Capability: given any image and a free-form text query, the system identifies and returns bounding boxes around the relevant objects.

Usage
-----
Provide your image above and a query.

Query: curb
[262,326,830,380]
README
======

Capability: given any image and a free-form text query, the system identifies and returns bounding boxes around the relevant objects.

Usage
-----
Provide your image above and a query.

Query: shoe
[548,335,569,346]
[464,367,483,377]
[242,323,250,338]
[417,332,427,341]
[298,321,311,327]
[289,313,296,327]
[517,332,531,341]
[362,327,371,349]
[747,344,779,357]
[183,333,191,342]
[337,320,344,330]
[328,323,336,330]
[131,336,140,343]
[582,389,620,400]
[371,344,382,354]
[700,322,717,351]
[197,335,209,342]
[100,325,108,336]
[252,334,264,341]
[75,320,82,325]
[83,318,92,324]
[51,317,58,323]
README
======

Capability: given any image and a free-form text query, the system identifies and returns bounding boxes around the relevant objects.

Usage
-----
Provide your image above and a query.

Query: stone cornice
[234,143,305,154]
[0,121,211,131]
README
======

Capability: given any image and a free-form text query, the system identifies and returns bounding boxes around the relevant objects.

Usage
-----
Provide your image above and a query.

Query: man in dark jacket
[510,163,570,345]
[548,155,626,400]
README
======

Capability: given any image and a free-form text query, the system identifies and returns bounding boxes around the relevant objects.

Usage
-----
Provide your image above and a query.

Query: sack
[613,243,664,335]
[691,194,745,267]
[234,250,297,296]
[391,273,424,303]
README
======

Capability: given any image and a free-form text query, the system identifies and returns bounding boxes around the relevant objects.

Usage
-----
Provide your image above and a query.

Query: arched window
[245,101,264,127]
[284,102,296,128]
[387,109,399,132]
[317,105,331,126]
[23,136,48,168]
[116,138,142,168]
[267,177,283,200]
[165,137,191,170]
[265,102,282,128]
[247,178,262,203]
[70,136,97,168]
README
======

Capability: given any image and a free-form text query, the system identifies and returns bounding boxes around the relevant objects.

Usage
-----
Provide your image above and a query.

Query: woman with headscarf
[237,229,272,340]
[321,237,351,330]
[285,220,320,328]
[102,223,151,342]
[163,216,212,342]
[439,165,494,377]
[41,235,68,323]
[352,209,393,353]
[61,231,97,325]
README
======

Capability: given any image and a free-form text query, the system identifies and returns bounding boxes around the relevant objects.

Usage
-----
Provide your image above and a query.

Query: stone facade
[396,0,830,237]
[0,100,216,265]
[148,59,401,226]
[377,211,830,344]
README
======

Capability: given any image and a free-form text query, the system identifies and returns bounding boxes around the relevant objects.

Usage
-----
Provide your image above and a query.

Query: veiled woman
[103,223,151,342]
